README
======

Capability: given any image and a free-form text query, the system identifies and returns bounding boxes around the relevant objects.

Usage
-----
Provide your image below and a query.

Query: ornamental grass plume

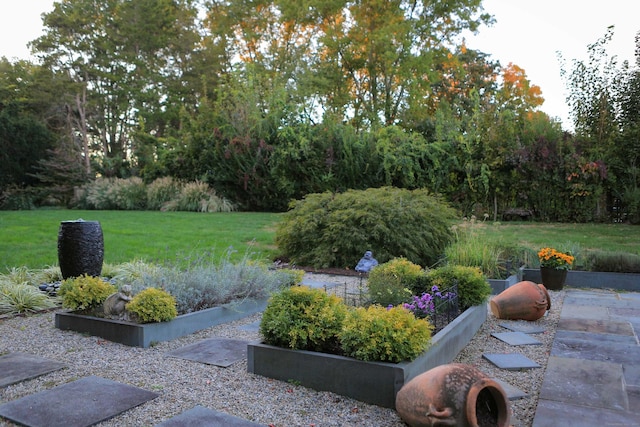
[538,247,575,270]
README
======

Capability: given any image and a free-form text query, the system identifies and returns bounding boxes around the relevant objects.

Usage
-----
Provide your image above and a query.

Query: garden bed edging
[55,298,268,348]
[247,302,488,408]
[522,269,640,291]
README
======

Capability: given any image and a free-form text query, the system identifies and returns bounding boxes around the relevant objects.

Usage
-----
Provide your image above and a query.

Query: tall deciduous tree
[31,0,201,177]
[203,0,493,129]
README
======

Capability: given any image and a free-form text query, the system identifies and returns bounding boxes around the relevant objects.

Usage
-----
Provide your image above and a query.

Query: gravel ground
[0,274,563,427]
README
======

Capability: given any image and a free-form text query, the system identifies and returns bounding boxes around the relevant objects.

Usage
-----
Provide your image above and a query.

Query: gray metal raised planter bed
[522,269,640,291]
[55,298,268,348]
[488,274,520,295]
[247,302,488,408]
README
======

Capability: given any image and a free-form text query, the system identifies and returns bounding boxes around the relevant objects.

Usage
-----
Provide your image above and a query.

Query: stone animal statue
[103,285,133,318]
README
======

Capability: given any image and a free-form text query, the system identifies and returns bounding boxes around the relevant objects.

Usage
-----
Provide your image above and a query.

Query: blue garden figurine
[355,250,378,273]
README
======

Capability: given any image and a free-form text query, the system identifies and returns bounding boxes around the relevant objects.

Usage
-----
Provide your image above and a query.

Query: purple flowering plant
[403,285,457,319]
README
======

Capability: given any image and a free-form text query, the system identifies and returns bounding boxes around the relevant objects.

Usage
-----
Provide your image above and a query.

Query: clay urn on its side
[396,363,511,427]
[489,280,550,321]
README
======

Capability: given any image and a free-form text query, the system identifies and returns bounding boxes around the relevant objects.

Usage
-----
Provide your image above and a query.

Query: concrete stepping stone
[539,356,627,412]
[495,379,528,400]
[155,405,265,426]
[482,353,541,370]
[166,337,249,367]
[492,331,542,346]
[498,321,546,334]
[0,352,66,388]
[0,375,158,427]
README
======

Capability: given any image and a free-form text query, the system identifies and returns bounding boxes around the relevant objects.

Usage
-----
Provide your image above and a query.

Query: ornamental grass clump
[0,282,58,315]
[122,251,298,315]
[339,305,432,363]
[538,247,574,270]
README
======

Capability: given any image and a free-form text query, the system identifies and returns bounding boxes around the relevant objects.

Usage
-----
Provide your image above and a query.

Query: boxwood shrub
[425,265,490,310]
[367,257,426,306]
[126,287,177,323]
[340,305,432,363]
[260,286,348,353]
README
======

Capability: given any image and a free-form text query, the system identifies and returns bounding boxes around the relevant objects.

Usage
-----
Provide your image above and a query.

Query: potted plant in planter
[537,247,574,290]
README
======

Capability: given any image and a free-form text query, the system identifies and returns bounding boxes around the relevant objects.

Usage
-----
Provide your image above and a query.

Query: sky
[1,1,638,131]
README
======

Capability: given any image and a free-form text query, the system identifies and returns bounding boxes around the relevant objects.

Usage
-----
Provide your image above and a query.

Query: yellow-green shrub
[367,258,425,306]
[340,305,433,363]
[58,275,116,310]
[260,286,348,352]
[126,288,177,323]
[426,265,490,310]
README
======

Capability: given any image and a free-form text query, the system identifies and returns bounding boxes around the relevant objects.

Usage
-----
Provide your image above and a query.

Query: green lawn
[1,210,639,271]
[0,210,281,270]
[470,221,640,255]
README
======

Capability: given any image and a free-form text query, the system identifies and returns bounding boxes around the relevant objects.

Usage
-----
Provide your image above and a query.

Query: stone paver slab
[624,364,640,388]
[539,356,627,412]
[560,304,609,320]
[495,379,528,400]
[551,330,640,365]
[0,352,66,388]
[492,331,542,346]
[0,376,158,427]
[482,353,541,370]
[166,337,249,367]
[629,388,640,414]
[532,399,639,427]
[498,321,546,334]
[557,317,635,335]
[155,405,265,426]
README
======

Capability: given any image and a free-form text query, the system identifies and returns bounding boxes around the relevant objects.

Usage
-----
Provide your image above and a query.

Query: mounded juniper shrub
[260,286,348,353]
[126,287,177,323]
[275,187,458,269]
[340,305,433,363]
[58,274,117,311]
[425,265,490,310]
[367,257,426,306]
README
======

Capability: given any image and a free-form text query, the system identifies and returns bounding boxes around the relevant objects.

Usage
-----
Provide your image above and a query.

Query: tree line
[0,0,638,222]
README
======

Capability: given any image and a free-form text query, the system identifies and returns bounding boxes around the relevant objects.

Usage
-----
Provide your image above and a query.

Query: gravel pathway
[0,274,563,427]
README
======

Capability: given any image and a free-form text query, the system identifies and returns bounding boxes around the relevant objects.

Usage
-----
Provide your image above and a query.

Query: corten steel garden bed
[247,302,488,408]
[55,298,268,348]
[522,269,640,291]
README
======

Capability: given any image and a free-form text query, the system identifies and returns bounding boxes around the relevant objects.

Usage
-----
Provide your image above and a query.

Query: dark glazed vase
[489,280,550,321]
[58,220,104,279]
[396,363,511,427]
[539,266,568,291]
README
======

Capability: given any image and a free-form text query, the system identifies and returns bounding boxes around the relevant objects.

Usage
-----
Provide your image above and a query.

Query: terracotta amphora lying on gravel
[396,363,511,427]
[489,280,551,321]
